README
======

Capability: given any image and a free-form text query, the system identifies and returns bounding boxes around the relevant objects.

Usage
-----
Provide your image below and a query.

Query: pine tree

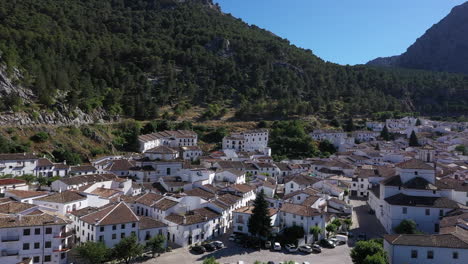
[415,118,422,126]
[380,125,390,141]
[247,190,271,238]
[345,116,355,132]
[409,130,420,147]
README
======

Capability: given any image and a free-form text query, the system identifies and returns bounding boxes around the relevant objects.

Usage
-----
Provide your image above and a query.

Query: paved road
[144,233,353,264]
[349,198,386,242]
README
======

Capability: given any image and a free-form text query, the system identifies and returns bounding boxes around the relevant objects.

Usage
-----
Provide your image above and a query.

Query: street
[349,198,386,242]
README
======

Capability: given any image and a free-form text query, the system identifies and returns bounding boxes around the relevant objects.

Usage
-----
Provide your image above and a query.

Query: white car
[213,241,224,248]
[229,234,236,241]
[285,244,298,252]
[273,242,282,251]
[298,245,313,253]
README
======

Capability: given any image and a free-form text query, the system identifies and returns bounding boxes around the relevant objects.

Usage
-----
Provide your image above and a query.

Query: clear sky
[213,0,466,65]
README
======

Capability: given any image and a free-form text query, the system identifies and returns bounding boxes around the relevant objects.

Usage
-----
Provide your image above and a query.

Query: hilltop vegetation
[0,0,467,121]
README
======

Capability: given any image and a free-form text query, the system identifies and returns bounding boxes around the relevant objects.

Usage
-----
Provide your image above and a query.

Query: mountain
[368,2,468,75]
[0,0,467,122]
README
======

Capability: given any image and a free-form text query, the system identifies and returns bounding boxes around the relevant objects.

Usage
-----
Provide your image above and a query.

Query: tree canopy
[394,219,421,234]
[248,189,271,238]
[350,240,388,264]
[76,242,110,264]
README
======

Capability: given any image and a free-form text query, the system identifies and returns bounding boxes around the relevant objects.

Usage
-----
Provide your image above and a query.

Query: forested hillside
[0,0,467,120]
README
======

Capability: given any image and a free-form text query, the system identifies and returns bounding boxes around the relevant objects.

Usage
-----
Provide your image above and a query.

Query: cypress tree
[380,125,390,141]
[409,130,420,147]
[247,190,271,238]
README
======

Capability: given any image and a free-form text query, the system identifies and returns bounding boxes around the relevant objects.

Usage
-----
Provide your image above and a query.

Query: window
[425,209,430,215]
[121,224,125,229]
[99,236,104,242]
[427,250,434,259]
[23,243,30,250]
[414,171,418,175]
[297,196,300,200]
[439,210,444,217]
[237,226,243,231]
[45,227,52,234]
[112,234,116,240]
[411,250,418,258]
[61,253,66,260]
[290,183,293,188]
[453,251,458,259]
[35,228,40,235]
[23,229,31,236]
[45,241,51,248]
[34,242,40,249]
[100,226,104,232]
[402,207,407,214]
[132,223,136,228]
[113,225,117,230]
[44,255,51,262]
[33,256,40,263]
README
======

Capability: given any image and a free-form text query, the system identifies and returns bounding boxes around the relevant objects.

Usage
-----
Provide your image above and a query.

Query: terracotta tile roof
[436,178,468,192]
[58,174,117,186]
[90,188,121,198]
[0,178,27,186]
[165,207,220,225]
[153,198,178,211]
[146,146,178,154]
[229,184,254,193]
[0,201,37,214]
[396,159,434,170]
[283,187,320,200]
[108,159,136,171]
[0,153,37,161]
[80,202,139,226]
[184,188,216,200]
[6,190,48,199]
[385,193,460,209]
[234,206,277,216]
[301,195,321,206]
[381,175,403,186]
[384,232,468,249]
[35,190,86,203]
[217,193,242,206]
[401,177,437,190]
[280,203,322,217]
[0,212,67,228]
[37,158,54,167]
[130,193,164,207]
[138,216,167,230]
[285,174,321,186]
[70,165,97,172]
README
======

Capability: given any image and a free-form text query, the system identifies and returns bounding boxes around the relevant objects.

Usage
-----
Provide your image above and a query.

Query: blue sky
[213,0,466,65]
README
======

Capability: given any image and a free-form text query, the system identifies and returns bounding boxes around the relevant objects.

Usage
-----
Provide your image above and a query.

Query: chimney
[54,215,58,223]
[16,214,22,222]
[183,216,187,225]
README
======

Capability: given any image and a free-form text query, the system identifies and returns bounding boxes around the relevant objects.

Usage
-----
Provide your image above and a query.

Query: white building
[138,130,198,153]
[279,203,326,244]
[33,191,89,215]
[0,153,38,176]
[0,210,71,264]
[0,178,28,194]
[222,129,270,155]
[232,206,278,235]
[5,190,49,204]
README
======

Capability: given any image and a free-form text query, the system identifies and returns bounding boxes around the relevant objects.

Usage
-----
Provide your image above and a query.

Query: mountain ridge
[367,1,468,75]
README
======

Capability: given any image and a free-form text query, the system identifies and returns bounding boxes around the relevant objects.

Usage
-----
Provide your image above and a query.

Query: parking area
[143,233,353,264]
[349,198,386,242]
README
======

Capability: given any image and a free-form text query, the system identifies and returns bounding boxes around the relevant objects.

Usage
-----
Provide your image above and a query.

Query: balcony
[1,249,19,256]
[54,230,74,238]
[1,235,20,242]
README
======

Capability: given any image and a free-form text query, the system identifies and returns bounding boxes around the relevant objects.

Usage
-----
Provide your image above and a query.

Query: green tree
[112,234,144,264]
[380,126,390,141]
[345,116,355,132]
[455,145,466,155]
[203,257,220,264]
[408,130,420,147]
[76,241,109,264]
[415,119,422,126]
[363,252,387,264]
[146,234,166,257]
[282,225,305,245]
[16,174,36,184]
[36,176,48,189]
[310,226,322,242]
[30,132,49,143]
[350,240,387,264]
[394,219,421,234]
[248,190,271,238]
[325,224,337,238]
[332,219,342,230]
[343,218,353,231]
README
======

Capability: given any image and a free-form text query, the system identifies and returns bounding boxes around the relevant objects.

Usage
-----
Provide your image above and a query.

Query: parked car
[265,241,272,249]
[273,242,282,251]
[267,261,275,264]
[329,238,339,245]
[285,244,298,252]
[320,239,335,248]
[203,243,216,251]
[334,234,348,244]
[337,231,349,236]
[303,262,311,264]
[229,234,236,241]
[213,241,224,249]
[298,245,313,253]
[312,244,322,253]
[191,245,206,254]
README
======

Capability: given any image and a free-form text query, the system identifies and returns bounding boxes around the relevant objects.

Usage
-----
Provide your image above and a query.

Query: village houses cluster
[0,117,467,264]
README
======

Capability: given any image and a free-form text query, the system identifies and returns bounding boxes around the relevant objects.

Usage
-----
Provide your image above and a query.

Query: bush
[30,132,49,143]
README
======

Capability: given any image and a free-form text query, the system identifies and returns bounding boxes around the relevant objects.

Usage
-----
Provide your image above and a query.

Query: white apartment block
[0,212,71,264]
[138,130,198,153]
[222,129,270,155]
[232,206,278,235]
